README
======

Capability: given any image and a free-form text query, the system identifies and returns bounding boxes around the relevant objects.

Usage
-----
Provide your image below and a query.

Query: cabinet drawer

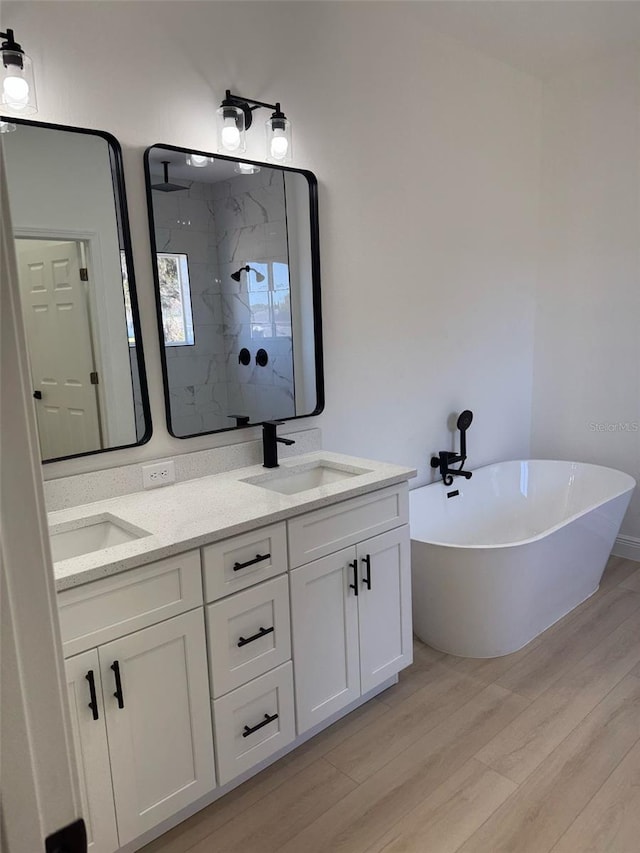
[288,484,409,568]
[58,551,203,657]
[203,523,287,603]
[206,575,291,698]
[212,662,295,785]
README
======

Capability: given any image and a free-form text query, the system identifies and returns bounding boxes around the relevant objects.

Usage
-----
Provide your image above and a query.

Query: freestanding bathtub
[410,460,635,658]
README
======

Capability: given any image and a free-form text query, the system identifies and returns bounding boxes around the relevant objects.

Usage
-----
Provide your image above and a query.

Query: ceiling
[417,1,640,79]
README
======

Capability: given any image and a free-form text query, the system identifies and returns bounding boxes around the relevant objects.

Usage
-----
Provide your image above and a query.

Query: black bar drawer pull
[349,559,358,596]
[242,712,279,738]
[237,626,274,647]
[111,661,124,709]
[362,554,372,590]
[233,552,271,572]
[86,670,99,721]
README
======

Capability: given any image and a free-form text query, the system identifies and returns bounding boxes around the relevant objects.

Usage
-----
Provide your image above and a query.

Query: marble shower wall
[151,179,229,436]
[150,166,296,435]
[212,169,296,424]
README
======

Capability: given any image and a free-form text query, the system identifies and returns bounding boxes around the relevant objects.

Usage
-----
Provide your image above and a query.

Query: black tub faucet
[431,410,474,486]
[262,421,295,468]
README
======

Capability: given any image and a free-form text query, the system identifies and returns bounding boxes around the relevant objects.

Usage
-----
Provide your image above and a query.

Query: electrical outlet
[142,460,176,489]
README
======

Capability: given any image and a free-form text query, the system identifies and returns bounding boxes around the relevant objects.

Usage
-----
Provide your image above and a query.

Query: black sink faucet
[431,410,474,486]
[262,421,295,468]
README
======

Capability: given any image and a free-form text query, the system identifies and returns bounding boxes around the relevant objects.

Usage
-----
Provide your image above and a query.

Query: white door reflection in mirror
[16,238,102,460]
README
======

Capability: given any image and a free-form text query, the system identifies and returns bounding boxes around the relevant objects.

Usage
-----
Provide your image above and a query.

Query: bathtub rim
[410,458,635,551]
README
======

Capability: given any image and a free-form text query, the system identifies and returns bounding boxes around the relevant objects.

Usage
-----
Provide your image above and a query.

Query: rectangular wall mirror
[144,145,323,438]
[2,118,152,463]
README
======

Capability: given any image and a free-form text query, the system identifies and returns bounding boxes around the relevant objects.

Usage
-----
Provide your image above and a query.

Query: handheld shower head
[456,410,473,460]
[457,410,473,432]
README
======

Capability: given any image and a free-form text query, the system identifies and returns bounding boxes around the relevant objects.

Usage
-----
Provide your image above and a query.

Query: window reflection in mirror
[2,120,151,462]
[145,146,323,439]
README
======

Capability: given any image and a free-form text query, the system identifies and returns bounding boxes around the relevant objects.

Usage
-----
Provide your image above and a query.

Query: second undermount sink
[49,514,151,562]
[242,460,372,496]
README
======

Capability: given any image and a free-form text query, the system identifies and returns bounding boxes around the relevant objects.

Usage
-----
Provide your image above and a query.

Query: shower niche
[144,145,324,439]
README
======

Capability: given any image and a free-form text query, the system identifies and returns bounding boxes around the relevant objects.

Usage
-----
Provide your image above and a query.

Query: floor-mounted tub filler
[410,460,635,658]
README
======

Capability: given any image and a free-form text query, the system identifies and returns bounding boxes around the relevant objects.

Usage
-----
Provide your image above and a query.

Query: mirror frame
[144,143,324,439]
[2,116,153,463]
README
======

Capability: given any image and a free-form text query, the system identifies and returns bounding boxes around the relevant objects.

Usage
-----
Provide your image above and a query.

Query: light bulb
[3,73,29,107]
[235,162,261,175]
[186,154,209,167]
[270,130,289,160]
[221,118,240,151]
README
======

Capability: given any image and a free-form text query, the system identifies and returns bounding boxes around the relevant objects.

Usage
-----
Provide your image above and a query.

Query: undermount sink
[49,514,151,562]
[242,460,372,496]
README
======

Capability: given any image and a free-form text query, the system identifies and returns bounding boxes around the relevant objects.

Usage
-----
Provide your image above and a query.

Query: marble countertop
[50,451,416,591]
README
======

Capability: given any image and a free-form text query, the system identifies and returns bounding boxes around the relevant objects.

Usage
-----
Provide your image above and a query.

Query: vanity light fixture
[186,154,213,168]
[217,90,292,164]
[0,28,37,114]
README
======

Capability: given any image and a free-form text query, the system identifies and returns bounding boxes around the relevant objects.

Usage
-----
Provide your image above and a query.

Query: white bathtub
[410,460,635,658]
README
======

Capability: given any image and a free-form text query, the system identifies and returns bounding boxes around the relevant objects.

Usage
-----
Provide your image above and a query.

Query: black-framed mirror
[2,118,152,463]
[144,144,324,438]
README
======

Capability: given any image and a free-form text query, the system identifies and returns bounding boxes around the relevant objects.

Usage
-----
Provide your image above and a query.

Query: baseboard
[612,535,640,562]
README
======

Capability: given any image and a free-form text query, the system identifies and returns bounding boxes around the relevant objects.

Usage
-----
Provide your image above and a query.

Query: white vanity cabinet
[60,551,215,852]
[289,485,412,733]
[55,463,415,853]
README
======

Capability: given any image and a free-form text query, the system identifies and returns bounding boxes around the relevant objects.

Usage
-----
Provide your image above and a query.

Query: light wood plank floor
[142,556,640,853]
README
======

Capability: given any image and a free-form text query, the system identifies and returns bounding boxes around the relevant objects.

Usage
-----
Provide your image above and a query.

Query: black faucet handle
[277,437,295,446]
[262,420,286,427]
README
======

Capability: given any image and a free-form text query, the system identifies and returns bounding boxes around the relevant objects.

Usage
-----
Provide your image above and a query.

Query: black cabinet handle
[242,712,279,738]
[349,559,358,596]
[233,553,270,572]
[111,661,124,709]
[33,390,42,400]
[362,554,372,590]
[237,626,274,647]
[86,670,99,721]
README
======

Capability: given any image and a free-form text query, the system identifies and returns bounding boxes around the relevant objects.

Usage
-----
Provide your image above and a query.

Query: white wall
[532,50,640,539]
[5,1,542,483]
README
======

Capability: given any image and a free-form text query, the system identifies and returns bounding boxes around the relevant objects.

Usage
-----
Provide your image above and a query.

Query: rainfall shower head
[231,265,265,283]
[152,161,188,193]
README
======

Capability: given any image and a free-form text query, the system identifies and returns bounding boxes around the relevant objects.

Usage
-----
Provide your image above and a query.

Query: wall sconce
[1,28,37,115]
[216,90,292,164]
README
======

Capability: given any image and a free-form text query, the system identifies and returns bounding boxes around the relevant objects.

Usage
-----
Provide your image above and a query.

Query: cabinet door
[357,525,413,694]
[99,609,216,845]
[290,547,360,734]
[65,650,118,853]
